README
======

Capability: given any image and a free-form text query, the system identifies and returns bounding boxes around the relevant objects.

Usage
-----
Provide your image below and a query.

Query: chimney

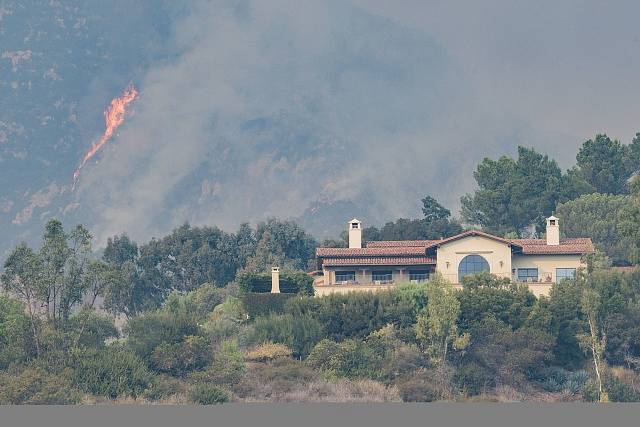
[546,216,560,246]
[348,218,362,249]
[271,267,280,293]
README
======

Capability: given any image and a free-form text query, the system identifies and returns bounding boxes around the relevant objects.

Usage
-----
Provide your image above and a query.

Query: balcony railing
[513,271,553,284]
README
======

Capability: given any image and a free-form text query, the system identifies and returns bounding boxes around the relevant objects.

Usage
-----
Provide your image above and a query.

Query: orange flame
[73,84,139,188]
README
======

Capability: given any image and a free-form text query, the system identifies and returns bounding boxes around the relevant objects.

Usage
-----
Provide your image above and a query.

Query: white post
[271,267,281,293]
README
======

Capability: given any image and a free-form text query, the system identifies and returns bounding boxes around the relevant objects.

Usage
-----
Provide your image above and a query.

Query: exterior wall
[435,236,513,284]
[314,283,396,297]
[321,266,432,286]
[512,254,584,284]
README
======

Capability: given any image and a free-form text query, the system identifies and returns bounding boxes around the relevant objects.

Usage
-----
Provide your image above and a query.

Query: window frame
[409,270,430,282]
[458,254,490,282]
[372,270,393,283]
[556,268,576,283]
[517,268,539,282]
[335,271,356,283]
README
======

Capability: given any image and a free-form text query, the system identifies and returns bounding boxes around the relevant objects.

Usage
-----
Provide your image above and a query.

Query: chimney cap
[348,218,361,224]
[547,215,559,221]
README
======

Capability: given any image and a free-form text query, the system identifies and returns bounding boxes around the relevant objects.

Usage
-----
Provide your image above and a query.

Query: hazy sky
[72,0,640,241]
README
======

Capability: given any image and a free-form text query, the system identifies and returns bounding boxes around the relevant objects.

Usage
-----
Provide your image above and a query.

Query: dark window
[517,268,539,282]
[335,271,356,283]
[409,270,430,282]
[556,268,576,283]
[372,270,393,283]
[351,223,359,229]
[458,254,490,281]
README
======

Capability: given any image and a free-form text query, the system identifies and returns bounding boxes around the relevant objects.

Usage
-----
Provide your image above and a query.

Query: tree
[619,182,640,264]
[577,287,608,401]
[421,196,451,222]
[414,274,469,364]
[461,146,588,236]
[556,193,633,265]
[575,134,631,195]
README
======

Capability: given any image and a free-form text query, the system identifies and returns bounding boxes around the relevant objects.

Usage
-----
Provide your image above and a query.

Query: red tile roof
[510,238,595,255]
[316,231,595,264]
[322,257,436,266]
[316,246,429,257]
[366,240,440,248]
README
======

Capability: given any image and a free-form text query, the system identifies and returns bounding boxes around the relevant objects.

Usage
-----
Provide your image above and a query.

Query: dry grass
[258,379,401,403]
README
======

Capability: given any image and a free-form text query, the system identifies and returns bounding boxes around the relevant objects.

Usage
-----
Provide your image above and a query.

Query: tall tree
[556,193,634,265]
[576,134,631,195]
[461,146,588,236]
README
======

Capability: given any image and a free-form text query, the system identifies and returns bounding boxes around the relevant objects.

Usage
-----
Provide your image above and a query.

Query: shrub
[188,383,230,405]
[306,339,384,379]
[190,339,246,386]
[0,295,35,369]
[243,313,325,357]
[184,283,229,317]
[237,271,314,295]
[241,293,295,317]
[246,342,293,362]
[71,346,152,399]
[150,335,211,376]
[277,379,400,402]
[606,377,640,402]
[397,376,439,402]
[143,375,185,401]
[455,362,495,396]
[65,311,119,349]
[203,297,247,343]
[285,291,417,341]
[0,365,81,405]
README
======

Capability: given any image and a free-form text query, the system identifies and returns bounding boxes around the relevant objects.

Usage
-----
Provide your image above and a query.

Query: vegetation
[2,136,640,403]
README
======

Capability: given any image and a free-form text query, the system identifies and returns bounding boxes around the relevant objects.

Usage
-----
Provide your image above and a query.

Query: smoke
[74,0,640,243]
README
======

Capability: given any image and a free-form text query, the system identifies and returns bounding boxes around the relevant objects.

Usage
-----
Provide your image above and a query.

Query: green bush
[188,383,230,404]
[143,375,185,401]
[237,271,314,295]
[0,295,35,369]
[241,293,295,317]
[65,311,119,349]
[0,365,81,405]
[285,291,417,341]
[189,339,246,386]
[243,313,325,357]
[150,335,211,376]
[455,362,495,396]
[71,347,152,399]
[306,339,384,379]
[606,376,640,402]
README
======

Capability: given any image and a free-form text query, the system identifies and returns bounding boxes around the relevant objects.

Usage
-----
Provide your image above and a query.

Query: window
[372,270,393,283]
[335,271,356,283]
[351,222,359,229]
[556,268,576,283]
[517,268,539,282]
[409,270,430,282]
[458,254,490,281]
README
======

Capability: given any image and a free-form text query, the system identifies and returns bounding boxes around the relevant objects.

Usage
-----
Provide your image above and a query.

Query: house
[314,217,594,297]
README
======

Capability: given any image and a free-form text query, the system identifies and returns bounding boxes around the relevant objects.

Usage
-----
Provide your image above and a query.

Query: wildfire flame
[73,84,139,188]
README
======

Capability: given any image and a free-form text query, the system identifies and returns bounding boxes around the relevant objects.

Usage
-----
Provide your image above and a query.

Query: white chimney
[348,218,362,249]
[546,216,560,246]
[271,267,280,293]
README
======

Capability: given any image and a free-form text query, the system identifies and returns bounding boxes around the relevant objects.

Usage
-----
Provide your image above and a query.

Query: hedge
[236,271,314,295]
[241,293,295,318]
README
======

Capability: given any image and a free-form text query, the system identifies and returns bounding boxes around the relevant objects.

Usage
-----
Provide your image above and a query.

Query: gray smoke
[73,0,640,243]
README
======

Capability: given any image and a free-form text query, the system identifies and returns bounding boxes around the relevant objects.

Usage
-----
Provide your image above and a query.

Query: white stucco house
[314,217,594,297]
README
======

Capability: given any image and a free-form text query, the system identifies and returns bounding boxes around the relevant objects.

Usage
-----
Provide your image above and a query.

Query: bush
[150,335,211,376]
[455,362,494,396]
[0,296,35,369]
[285,291,417,341]
[246,342,293,362]
[143,374,185,401]
[188,383,230,405]
[190,339,246,386]
[397,376,439,402]
[243,313,325,357]
[241,293,295,317]
[71,347,152,399]
[306,339,384,379]
[65,311,119,349]
[237,271,314,295]
[233,358,318,399]
[0,365,81,404]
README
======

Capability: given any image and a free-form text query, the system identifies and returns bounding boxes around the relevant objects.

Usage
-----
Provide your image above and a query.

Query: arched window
[458,254,490,281]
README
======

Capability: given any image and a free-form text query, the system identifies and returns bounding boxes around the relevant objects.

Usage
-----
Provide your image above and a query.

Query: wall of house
[435,235,513,283]
[512,254,584,283]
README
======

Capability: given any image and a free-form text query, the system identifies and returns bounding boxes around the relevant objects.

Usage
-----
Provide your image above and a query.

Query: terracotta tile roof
[366,240,441,248]
[510,238,595,255]
[421,229,519,250]
[322,257,436,266]
[316,246,429,257]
